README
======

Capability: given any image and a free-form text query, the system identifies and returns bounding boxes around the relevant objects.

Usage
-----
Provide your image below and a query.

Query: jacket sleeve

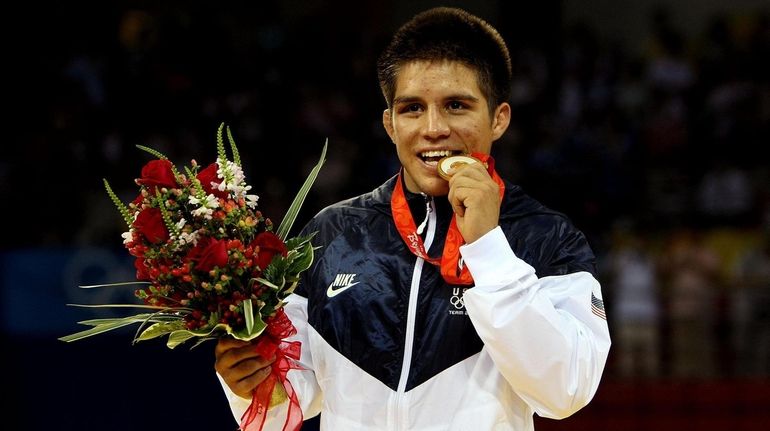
[217,293,323,428]
[461,226,611,419]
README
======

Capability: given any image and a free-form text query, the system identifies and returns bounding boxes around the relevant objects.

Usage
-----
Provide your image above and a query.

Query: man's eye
[447,101,465,110]
[397,103,422,114]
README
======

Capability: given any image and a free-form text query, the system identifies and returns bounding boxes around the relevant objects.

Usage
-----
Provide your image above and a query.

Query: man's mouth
[420,150,462,166]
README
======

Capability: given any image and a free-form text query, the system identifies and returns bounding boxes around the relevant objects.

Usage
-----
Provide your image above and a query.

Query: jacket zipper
[393,196,436,429]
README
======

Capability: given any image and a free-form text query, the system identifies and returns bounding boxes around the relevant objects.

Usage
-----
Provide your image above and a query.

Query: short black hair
[377,7,512,114]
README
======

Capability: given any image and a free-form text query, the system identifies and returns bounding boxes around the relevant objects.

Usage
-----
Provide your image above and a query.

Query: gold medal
[437,154,482,180]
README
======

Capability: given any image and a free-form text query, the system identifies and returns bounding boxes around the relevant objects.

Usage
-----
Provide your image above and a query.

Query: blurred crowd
[4,3,769,379]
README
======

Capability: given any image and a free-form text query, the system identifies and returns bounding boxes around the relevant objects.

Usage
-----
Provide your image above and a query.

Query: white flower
[203,194,219,208]
[245,194,259,209]
[188,193,219,220]
[214,160,253,199]
[188,193,219,209]
[121,230,133,245]
[228,162,246,185]
[192,206,214,220]
[175,218,187,231]
[178,230,200,246]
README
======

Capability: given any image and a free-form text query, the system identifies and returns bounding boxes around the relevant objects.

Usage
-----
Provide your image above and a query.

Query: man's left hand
[446,162,500,244]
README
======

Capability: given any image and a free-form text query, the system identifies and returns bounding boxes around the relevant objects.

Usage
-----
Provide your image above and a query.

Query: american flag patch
[591,293,606,319]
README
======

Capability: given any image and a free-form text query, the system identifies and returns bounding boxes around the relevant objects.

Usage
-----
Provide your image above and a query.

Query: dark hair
[377,7,512,114]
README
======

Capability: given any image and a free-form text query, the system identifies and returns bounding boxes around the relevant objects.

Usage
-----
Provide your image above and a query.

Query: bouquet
[60,123,326,431]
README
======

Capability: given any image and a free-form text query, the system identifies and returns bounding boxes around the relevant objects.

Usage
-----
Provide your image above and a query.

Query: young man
[215,7,610,430]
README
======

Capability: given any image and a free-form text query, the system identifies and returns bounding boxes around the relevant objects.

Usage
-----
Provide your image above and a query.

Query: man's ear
[382,109,395,144]
[491,102,511,141]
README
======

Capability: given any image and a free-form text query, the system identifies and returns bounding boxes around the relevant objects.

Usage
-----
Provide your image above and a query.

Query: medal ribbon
[391,153,505,285]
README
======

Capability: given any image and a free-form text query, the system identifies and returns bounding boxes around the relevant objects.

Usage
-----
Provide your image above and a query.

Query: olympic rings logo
[450,287,467,310]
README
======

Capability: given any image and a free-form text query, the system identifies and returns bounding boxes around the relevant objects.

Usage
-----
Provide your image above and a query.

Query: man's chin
[416,180,449,197]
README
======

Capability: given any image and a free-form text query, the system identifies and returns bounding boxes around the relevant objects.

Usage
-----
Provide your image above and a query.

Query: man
[215,7,610,430]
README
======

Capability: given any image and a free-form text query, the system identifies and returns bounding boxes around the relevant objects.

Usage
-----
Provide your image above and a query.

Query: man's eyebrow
[392,96,422,105]
[445,93,480,102]
[393,94,480,105]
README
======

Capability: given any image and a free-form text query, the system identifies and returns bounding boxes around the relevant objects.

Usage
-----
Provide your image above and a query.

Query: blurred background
[3,0,769,430]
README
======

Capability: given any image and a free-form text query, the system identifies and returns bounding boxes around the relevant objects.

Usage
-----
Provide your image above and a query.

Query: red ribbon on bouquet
[240,308,303,431]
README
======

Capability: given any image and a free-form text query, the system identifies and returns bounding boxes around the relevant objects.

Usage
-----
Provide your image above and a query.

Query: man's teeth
[421,150,454,158]
[421,150,457,167]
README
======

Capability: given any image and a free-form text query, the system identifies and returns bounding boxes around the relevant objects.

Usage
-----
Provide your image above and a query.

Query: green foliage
[215,122,234,185]
[155,189,181,238]
[226,125,241,166]
[103,179,134,228]
[276,139,328,240]
[136,145,168,160]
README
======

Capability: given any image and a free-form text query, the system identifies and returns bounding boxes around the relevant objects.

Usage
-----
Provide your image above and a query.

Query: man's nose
[423,107,450,139]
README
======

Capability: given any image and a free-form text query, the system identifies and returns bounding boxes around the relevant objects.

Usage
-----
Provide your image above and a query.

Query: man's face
[383,60,510,196]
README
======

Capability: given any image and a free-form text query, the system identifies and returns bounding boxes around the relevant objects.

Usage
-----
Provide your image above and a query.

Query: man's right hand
[215,338,277,399]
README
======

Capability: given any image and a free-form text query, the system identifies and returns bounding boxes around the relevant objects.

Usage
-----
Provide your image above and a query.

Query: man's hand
[446,162,501,244]
[215,338,276,400]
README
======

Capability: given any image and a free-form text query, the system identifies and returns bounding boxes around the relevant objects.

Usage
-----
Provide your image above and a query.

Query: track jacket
[220,175,611,430]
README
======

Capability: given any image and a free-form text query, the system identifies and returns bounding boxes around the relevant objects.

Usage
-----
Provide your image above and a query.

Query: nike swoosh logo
[326,281,360,297]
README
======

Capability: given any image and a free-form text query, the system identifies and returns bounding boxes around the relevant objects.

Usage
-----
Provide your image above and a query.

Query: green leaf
[77,315,177,326]
[281,281,299,297]
[284,232,316,252]
[253,277,280,290]
[135,320,186,342]
[232,319,266,341]
[240,298,267,339]
[167,330,199,349]
[244,298,254,335]
[104,179,134,228]
[215,122,234,184]
[226,125,241,166]
[140,320,224,349]
[287,240,315,274]
[135,145,168,160]
[216,122,227,162]
[155,188,181,237]
[58,313,157,342]
[78,281,151,289]
[66,303,170,310]
[190,336,219,350]
[276,139,328,240]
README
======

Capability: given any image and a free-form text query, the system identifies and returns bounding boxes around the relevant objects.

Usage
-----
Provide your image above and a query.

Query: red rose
[131,193,144,206]
[134,258,150,281]
[133,207,169,244]
[137,159,177,190]
[250,232,287,270]
[196,163,229,199]
[187,237,229,272]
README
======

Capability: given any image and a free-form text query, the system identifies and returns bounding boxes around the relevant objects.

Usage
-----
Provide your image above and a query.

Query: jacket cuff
[217,372,252,421]
[460,226,535,288]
